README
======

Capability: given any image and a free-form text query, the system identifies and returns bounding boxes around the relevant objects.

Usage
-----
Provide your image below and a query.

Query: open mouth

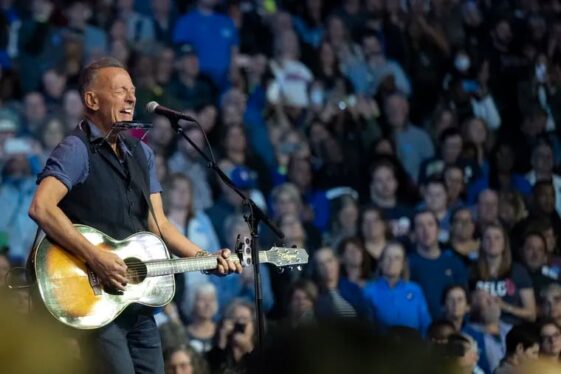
[120,108,134,115]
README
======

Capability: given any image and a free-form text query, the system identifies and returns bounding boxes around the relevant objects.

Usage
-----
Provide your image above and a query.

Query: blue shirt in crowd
[409,249,468,319]
[363,278,432,334]
[173,9,239,89]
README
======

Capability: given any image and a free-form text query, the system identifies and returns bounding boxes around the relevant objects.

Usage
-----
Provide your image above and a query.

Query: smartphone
[233,322,246,334]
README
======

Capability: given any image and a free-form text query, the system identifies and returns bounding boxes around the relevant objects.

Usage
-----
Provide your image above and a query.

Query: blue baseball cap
[230,166,257,190]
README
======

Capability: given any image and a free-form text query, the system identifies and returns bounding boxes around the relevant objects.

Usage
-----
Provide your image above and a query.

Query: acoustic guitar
[30,224,308,329]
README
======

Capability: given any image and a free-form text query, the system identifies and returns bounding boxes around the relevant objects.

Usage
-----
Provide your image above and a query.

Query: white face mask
[454,55,471,72]
[535,63,547,82]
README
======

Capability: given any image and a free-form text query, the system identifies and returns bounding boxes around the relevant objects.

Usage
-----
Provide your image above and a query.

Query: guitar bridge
[87,267,103,296]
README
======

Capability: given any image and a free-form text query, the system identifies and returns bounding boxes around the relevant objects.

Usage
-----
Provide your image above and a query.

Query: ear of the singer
[145,101,196,123]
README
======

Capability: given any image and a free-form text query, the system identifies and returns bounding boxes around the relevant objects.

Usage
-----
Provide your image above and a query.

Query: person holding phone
[206,299,256,373]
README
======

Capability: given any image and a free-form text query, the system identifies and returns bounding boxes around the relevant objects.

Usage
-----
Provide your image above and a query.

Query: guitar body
[32,225,175,329]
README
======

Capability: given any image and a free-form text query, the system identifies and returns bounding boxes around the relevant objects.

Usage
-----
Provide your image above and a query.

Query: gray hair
[78,57,125,103]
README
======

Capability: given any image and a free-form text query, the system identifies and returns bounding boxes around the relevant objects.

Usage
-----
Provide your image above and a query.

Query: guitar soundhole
[124,257,147,284]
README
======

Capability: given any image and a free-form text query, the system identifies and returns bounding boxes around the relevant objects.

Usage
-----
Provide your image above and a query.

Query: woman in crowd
[185,283,219,354]
[359,205,390,271]
[326,193,359,248]
[363,242,432,334]
[443,285,470,332]
[206,299,256,374]
[448,207,480,266]
[469,224,536,324]
[337,236,372,288]
[284,279,318,326]
[163,173,220,318]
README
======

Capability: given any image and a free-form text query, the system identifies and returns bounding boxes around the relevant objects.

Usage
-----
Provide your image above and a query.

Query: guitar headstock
[261,246,309,269]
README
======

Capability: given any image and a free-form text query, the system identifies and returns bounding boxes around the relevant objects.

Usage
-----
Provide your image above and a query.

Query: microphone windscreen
[146,101,159,113]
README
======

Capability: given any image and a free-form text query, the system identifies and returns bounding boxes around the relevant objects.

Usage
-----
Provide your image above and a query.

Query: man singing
[28,57,242,373]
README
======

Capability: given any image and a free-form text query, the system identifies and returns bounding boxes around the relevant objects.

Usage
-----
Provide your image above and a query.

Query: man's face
[86,67,135,128]
[444,168,464,201]
[24,92,46,123]
[535,185,556,214]
[540,324,561,358]
[414,212,439,248]
[472,290,501,323]
[180,55,199,77]
[477,190,498,225]
[384,95,409,129]
[445,288,469,320]
[371,166,398,201]
[521,235,547,272]
[441,136,463,164]
[532,144,554,174]
[424,183,448,214]
[543,292,561,321]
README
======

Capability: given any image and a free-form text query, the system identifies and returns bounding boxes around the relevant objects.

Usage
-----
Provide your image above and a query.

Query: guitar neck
[145,252,266,277]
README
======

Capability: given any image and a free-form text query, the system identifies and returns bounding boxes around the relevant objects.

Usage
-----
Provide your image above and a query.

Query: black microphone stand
[167,117,284,351]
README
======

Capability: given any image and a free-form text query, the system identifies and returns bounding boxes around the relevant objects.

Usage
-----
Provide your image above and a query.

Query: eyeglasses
[541,332,561,342]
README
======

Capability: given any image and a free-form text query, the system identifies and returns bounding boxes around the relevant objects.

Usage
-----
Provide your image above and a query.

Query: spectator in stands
[20,91,47,137]
[443,285,469,332]
[461,118,489,174]
[359,205,389,270]
[147,115,175,158]
[61,90,84,131]
[211,214,274,314]
[448,207,479,266]
[163,173,218,310]
[383,92,434,182]
[207,299,255,373]
[312,246,370,320]
[186,282,218,354]
[443,165,466,209]
[420,177,451,242]
[286,156,329,232]
[525,140,561,217]
[166,43,215,110]
[463,289,511,374]
[173,0,239,89]
[326,194,359,249]
[498,191,527,231]
[284,279,317,327]
[470,224,536,325]
[38,116,65,163]
[150,0,176,46]
[63,1,107,59]
[539,320,561,363]
[363,241,432,334]
[519,231,558,297]
[0,138,38,264]
[468,143,532,204]
[419,128,464,184]
[338,236,371,288]
[368,160,413,237]
[446,333,484,374]
[169,125,213,211]
[494,324,540,374]
[347,30,411,97]
[116,0,155,47]
[427,319,456,345]
[409,209,468,319]
[164,344,209,374]
[475,189,499,232]
[541,283,561,328]
[528,181,561,239]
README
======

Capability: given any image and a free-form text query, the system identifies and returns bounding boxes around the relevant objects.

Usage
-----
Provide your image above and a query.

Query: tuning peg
[297,266,302,271]
[276,267,285,274]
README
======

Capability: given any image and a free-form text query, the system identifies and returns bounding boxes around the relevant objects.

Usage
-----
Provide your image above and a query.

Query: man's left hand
[215,249,243,275]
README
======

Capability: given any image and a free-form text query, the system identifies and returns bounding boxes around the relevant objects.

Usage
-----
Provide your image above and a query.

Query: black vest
[58,124,150,240]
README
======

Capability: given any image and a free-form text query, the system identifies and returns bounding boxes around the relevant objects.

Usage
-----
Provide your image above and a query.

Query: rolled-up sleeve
[37,136,89,191]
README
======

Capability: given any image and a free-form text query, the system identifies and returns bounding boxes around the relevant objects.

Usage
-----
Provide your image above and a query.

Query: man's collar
[80,120,132,157]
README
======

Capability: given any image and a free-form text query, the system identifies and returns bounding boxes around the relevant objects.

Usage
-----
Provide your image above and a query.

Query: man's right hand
[88,250,128,291]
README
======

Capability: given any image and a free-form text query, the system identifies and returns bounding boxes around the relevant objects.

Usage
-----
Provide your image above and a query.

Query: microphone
[145,101,197,122]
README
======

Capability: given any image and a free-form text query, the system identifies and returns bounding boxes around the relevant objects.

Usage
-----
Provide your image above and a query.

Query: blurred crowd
[5,0,561,373]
